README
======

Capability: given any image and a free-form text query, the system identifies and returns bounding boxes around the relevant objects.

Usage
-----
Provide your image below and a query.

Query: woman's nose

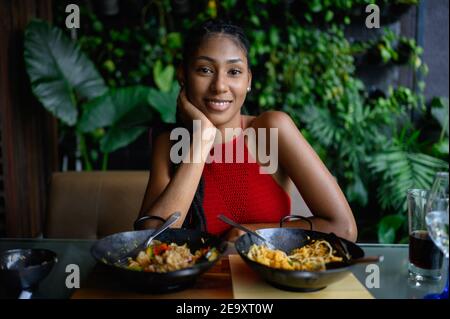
[210,73,228,93]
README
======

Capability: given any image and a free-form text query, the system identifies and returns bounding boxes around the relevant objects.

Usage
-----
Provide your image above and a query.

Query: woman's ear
[177,65,185,88]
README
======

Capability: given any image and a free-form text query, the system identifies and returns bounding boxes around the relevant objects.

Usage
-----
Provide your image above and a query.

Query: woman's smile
[204,98,233,112]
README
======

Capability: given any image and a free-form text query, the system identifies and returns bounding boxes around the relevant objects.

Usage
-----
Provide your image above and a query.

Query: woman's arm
[228,111,357,242]
[138,89,216,228]
[138,130,213,228]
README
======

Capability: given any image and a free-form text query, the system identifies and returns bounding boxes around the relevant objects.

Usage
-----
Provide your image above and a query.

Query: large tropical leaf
[370,149,448,212]
[78,86,156,153]
[100,126,148,153]
[302,105,340,147]
[78,86,153,132]
[24,20,107,125]
[148,82,179,124]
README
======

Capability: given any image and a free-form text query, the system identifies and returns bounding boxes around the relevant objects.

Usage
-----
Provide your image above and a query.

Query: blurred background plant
[31,0,448,243]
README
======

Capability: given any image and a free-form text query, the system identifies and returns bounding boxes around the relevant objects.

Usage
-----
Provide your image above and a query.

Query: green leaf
[78,86,154,132]
[24,20,107,126]
[250,15,260,27]
[431,97,449,137]
[148,83,179,123]
[305,13,313,23]
[432,139,449,156]
[370,146,448,212]
[100,126,147,153]
[153,60,174,92]
[167,32,182,49]
[269,27,279,46]
[310,1,322,12]
[325,11,334,22]
[378,214,406,244]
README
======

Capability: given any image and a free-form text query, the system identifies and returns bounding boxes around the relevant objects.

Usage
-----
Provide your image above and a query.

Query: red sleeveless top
[202,133,291,235]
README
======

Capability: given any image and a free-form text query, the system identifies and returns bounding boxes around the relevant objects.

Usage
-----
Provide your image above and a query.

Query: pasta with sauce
[247,239,343,271]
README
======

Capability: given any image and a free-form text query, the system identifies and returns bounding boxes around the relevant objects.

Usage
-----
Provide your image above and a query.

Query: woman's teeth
[206,100,232,111]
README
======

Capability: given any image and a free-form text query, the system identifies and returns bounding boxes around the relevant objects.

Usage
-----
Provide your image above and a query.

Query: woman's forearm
[142,132,214,228]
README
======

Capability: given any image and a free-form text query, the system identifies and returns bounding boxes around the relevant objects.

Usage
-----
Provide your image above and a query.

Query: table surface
[0,238,447,299]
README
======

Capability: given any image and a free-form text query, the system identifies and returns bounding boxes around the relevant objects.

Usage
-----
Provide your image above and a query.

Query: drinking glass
[424,172,449,299]
[408,189,443,280]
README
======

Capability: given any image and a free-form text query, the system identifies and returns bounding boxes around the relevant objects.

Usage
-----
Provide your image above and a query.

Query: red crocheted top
[202,133,291,235]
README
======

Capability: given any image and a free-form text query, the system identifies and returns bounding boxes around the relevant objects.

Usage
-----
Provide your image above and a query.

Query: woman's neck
[213,113,243,145]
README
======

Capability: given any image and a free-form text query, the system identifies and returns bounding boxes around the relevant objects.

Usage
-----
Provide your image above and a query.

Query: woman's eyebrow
[196,56,244,64]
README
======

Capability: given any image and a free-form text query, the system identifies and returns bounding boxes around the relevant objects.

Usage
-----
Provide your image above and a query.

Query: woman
[138,20,357,242]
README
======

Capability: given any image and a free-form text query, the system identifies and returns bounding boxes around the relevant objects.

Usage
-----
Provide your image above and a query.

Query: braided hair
[181,19,250,70]
[170,19,250,232]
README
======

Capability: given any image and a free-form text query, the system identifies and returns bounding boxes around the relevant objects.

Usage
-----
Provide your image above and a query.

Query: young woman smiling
[137,20,357,242]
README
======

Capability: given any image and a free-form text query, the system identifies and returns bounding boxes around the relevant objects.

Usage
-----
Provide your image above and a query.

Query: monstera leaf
[79,86,155,153]
[24,20,107,126]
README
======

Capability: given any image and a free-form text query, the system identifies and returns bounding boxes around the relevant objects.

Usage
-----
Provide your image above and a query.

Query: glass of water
[424,172,449,299]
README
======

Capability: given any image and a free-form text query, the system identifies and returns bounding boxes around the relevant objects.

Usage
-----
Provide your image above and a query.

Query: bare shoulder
[245,111,296,131]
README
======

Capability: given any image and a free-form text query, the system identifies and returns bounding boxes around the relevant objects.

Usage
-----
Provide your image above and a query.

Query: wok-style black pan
[91,228,227,293]
[234,215,366,292]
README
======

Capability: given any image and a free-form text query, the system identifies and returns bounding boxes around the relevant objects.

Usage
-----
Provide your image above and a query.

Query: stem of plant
[102,152,109,171]
[439,116,448,142]
[78,132,93,171]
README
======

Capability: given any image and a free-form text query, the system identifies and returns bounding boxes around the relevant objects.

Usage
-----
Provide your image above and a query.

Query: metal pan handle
[280,215,313,231]
[133,215,166,230]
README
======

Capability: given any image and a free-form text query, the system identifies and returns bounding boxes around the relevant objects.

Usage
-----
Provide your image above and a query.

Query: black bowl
[0,249,58,296]
[91,228,227,293]
[235,228,364,292]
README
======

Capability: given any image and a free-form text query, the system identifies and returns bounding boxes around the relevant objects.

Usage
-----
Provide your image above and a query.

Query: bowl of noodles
[234,226,365,292]
[91,228,227,293]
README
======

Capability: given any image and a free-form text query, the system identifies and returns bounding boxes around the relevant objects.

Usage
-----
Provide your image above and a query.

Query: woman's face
[182,34,252,127]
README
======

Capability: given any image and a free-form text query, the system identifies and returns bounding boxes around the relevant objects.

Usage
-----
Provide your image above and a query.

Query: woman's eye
[197,67,213,74]
[229,69,242,76]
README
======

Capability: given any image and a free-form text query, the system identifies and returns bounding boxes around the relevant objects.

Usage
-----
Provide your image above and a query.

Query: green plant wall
[42,0,448,243]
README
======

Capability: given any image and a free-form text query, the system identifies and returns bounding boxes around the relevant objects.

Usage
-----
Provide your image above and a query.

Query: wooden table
[71,256,234,299]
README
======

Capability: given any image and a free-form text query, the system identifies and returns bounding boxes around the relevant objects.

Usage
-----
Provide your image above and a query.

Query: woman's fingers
[176,89,214,129]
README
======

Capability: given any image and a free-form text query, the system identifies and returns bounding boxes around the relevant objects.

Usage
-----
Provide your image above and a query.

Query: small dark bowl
[235,228,365,292]
[91,228,227,293]
[0,249,58,295]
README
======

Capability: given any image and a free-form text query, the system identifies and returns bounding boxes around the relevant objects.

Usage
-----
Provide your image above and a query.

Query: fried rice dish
[127,240,219,273]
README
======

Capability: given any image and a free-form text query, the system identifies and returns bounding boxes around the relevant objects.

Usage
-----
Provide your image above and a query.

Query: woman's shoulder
[244,111,295,130]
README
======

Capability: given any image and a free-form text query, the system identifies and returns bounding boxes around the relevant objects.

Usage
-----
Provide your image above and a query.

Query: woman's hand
[177,88,214,130]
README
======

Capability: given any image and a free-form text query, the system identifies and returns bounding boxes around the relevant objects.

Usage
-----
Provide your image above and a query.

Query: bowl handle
[279,215,313,231]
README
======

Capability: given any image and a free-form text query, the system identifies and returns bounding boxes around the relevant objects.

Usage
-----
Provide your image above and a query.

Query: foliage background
[41,0,448,243]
